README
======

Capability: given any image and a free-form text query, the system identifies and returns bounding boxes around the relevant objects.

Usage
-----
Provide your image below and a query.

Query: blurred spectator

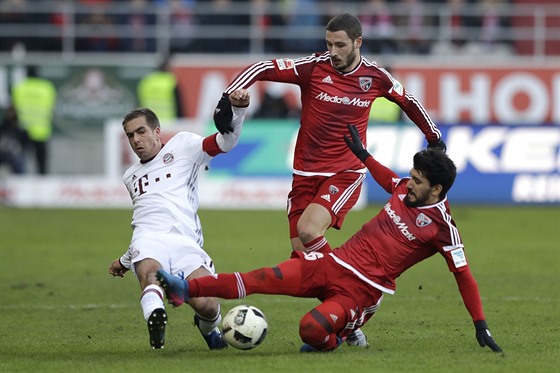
[118,0,156,52]
[0,0,38,51]
[431,0,479,55]
[76,0,118,51]
[359,0,398,55]
[192,0,250,53]
[250,0,288,53]
[11,66,57,175]
[137,56,184,124]
[446,0,475,48]
[0,105,28,174]
[476,0,512,52]
[154,0,196,53]
[396,0,434,55]
[281,0,324,53]
[253,85,301,119]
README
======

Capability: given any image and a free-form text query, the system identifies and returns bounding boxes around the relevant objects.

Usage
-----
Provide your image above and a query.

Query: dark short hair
[326,13,362,42]
[122,108,160,129]
[413,149,457,199]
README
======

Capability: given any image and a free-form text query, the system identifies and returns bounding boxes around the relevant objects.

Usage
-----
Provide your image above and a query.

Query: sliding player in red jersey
[156,125,501,354]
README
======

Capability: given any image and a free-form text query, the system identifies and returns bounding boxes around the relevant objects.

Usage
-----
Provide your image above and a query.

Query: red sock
[189,273,240,299]
[303,236,332,254]
[190,259,304,299]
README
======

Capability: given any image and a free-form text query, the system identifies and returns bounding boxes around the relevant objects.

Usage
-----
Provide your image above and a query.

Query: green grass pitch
[0,206,558,372]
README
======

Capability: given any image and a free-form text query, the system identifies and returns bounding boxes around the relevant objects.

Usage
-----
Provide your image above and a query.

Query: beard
[332,47,358,73]
[404,191,429,207]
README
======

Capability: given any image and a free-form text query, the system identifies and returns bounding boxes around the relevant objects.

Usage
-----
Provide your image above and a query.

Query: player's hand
[109,259,129,277]
[214,92,233,134]
[427,138,447,153]
[474,320,503,353]
[343,124,370,162]
[228,89,250,108]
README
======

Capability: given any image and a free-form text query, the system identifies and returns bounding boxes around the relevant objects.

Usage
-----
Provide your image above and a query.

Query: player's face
[404,168,440,207]
[326,30,362,73]
[124,116,162,161]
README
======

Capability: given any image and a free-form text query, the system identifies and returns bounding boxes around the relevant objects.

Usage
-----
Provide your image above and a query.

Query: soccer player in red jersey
[215,13,445,256]
[156,124,501,353]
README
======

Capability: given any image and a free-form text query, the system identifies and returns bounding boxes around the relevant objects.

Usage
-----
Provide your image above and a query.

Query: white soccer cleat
[346,328,369,348]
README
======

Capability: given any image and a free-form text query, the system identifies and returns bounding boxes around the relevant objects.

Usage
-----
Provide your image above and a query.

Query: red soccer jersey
[333,178,468,295]
[225,53,441,175]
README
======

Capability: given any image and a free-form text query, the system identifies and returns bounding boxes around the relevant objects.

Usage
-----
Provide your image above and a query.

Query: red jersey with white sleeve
[332,157,467,295]
[224,53,441,176]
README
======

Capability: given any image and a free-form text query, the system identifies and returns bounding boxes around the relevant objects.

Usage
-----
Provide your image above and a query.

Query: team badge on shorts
[163,153,174,164]
[329,185,339,194]
[359,77,372,92]
[416,213,432,227]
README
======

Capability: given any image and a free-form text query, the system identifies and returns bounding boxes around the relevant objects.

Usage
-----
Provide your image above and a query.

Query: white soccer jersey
[123,131,210,247]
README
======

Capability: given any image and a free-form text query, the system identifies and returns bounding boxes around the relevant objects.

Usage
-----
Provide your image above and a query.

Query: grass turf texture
[0,206,558,372]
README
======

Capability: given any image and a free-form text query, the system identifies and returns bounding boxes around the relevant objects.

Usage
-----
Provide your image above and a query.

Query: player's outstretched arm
[453,270,503,353]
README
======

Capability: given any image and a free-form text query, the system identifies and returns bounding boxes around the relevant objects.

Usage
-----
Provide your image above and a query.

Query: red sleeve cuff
[202,133,224,157]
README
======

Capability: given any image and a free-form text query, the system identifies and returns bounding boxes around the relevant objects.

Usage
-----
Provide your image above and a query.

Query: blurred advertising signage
[173,64,559,125]
[207,120,559,204]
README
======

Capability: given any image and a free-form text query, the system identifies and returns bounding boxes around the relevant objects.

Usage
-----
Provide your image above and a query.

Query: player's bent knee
[299,313,328,346]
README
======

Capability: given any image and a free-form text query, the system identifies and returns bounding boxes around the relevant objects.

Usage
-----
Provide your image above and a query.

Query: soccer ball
[221,305,268,350]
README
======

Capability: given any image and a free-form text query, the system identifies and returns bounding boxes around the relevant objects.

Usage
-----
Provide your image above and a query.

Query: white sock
[141,284,165,321]
[196,304,222,335]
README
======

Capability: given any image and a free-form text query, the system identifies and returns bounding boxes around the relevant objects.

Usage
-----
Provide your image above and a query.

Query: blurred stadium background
[0,0,558,208]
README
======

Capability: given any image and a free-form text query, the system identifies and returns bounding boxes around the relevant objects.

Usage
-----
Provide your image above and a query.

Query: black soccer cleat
[147,308,167,349]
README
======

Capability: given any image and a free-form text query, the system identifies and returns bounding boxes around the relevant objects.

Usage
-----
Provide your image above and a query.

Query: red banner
[173,62,559,125]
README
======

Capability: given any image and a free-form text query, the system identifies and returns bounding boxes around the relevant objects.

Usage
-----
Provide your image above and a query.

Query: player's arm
[223,56,307,95]
[454,269,503,352]
[203,89,250,156]
[216,56,312,134]
[380,70,446,152]
[343,124,398,194]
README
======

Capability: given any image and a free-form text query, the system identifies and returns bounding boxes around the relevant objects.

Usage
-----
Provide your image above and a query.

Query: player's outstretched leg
[194,314,228,350]
[147,308,167,349]
[156,269,189,307]
[346,328,369,348]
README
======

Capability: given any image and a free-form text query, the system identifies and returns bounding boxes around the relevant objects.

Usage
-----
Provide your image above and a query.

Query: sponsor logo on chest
[384,202,416,241]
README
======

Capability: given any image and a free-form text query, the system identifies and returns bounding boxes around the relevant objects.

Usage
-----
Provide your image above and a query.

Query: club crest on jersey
[275,58,294,70]
[416,213,432,227]
[329,185,339,194]
[359,77,372,92]
[163,153,174,164]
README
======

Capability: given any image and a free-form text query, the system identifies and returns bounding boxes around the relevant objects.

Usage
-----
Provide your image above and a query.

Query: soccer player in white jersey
[108,89,250,349]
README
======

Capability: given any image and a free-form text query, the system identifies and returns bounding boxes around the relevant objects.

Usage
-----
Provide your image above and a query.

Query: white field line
[0,296,556,311]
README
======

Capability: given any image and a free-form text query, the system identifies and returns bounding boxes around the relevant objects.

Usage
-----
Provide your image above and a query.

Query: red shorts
[284,251,383,336]
[287,172,365,238]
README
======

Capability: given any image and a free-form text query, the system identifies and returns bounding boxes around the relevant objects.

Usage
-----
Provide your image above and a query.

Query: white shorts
[127,232,215,279]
